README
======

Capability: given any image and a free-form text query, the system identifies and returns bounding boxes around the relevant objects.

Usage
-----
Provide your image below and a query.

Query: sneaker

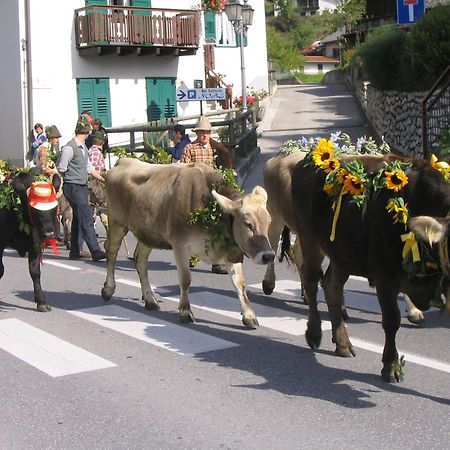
[211,264,228,274]
[69,251,91,260]
[91,250,107,261]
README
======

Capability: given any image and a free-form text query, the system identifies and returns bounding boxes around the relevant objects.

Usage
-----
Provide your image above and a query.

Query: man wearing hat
[36,125,61,174]
[54,119,106,261]
[181,116,232,169]
[181,116,233,274]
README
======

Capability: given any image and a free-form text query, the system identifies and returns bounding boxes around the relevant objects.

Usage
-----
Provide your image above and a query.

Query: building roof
[304,55,339,63]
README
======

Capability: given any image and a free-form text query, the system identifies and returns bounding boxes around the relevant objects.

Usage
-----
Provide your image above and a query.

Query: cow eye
[245,221,253,231]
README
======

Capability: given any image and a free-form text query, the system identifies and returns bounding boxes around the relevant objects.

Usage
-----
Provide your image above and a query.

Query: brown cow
[101,158,275,328]
[291,153,450,382]
[264,150,422,323]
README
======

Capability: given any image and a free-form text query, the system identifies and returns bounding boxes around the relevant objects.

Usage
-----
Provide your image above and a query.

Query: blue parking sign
[397,0,425,25]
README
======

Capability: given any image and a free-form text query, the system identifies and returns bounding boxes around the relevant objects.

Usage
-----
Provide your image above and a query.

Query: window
[76,78,112,127]
[318,64,323,72]
[204,10,246,47]
[146,78,177,121]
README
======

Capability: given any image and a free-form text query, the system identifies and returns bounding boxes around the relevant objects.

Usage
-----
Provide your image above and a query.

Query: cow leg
[28,249,51,312]
[322,265,354,357]
[230,262,258,329]
[0,248,4,279]
[301,243,324,350]
[404,294,425,324]
[134,242,159,311]
[377,284,402,382]
[172,246,194,323]
[101,224,127,301]
[262,218,284,295]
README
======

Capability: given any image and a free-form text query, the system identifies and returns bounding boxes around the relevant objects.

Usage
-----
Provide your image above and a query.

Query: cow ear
[212,189,235,214]
[52,173,62,193]
[251,186,268,205]
[408,216,447,246]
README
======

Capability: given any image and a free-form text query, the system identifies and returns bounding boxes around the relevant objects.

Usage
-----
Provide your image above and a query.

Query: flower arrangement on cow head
[289,133,450,309]
[202,0,227,12]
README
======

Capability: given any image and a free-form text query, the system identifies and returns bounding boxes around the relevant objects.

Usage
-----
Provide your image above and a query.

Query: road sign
[397,0,425,25]
[176,88,226,102]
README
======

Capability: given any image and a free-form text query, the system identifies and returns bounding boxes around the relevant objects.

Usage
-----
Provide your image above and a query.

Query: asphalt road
[1,84,450,449]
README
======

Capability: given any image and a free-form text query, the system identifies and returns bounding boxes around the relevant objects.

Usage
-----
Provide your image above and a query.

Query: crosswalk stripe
[0,318,116,377]
[68,305,239,356]
[248,279,407,315]
[161,292,332,336]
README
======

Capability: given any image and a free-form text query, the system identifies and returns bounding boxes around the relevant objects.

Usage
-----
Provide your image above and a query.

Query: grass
[294,72,325,83]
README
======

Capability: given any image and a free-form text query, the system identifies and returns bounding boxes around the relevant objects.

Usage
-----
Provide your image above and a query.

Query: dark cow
[0,171,61,311]
[291,154,450,382]
[102,158,275,328]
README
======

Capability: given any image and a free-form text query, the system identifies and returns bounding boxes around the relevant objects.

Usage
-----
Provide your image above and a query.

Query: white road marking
[248,279,405,315]
[116,278,170,295]
[0,318,116,377]
[161,292,331,336]
[68,305,238,356]
[351,338,450,375]
[43,260,81,271]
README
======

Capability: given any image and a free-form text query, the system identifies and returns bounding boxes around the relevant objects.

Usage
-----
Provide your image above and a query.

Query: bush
[354,5,450,92]
[409,5,450,89]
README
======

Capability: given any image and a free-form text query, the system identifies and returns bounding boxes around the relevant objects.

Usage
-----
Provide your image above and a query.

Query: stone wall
[353,81,426,158]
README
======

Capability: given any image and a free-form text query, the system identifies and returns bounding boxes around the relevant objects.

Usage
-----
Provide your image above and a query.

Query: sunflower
[385,170,408,192]
[323,182,334,194]
[343,174,365,195]
[322,157,340,173]
[312,139,335,167]
[386,198,408,225]
[337,168,349,184]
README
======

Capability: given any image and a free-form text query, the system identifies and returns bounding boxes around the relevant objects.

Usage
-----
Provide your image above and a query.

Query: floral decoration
[202,0,227,13]
[287,132,450,309]
[232,95,255,109]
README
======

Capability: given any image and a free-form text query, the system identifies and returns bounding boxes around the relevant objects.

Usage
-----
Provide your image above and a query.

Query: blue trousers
[63,183,101,254]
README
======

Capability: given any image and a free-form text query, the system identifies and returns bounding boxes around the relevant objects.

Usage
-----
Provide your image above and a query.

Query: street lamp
[225,0,254,112]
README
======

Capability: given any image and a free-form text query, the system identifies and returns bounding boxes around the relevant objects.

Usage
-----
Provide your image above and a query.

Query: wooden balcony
[74,5,200,56]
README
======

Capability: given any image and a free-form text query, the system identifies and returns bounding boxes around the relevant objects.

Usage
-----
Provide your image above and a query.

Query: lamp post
[225,0,254,112]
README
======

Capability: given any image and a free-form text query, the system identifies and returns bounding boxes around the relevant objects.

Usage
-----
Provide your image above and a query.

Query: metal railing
[105,108,258,163]
[422,64,450,158]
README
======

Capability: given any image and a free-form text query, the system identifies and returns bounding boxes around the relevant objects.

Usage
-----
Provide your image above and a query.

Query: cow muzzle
[253,249,275,265]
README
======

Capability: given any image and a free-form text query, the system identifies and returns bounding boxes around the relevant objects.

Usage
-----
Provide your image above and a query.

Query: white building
[292,0,338,16]
[1,0,268,166]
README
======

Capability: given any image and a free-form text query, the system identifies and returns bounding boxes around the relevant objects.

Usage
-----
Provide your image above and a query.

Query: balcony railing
[74,5,200,56]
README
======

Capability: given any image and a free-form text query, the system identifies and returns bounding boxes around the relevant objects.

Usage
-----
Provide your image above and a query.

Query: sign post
[396,0,425,25]
[176,87,226,116]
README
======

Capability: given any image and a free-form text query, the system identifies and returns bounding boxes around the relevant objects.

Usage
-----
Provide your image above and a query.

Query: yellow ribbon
[430,154,450,170]
[330,189,345,242]
[401,232,420,262]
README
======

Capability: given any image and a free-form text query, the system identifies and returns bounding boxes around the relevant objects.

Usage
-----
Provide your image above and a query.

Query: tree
[331,0,366,33]
[266,26,305,72]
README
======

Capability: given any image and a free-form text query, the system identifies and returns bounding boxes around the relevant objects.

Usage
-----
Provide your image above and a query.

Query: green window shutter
[146,78,177,121]
[131,0,152,15]
[236,32,248,47]
[204,11,216,43]
[76,78,111,127]
[85,0,108,5]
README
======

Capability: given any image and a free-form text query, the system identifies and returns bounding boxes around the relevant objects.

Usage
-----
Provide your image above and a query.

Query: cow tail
[279,226,294,264]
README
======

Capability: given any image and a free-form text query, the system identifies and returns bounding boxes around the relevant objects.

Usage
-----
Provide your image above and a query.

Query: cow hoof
[179,312,195,323]
[335,347,355,358]
[36,303,52,312]
[342,307,349,321]
[242,316,259,329]
[262,280,274,296]
[305,328,322,350]
[381,370,402,383]
[407,313,425,325]
[144,301,159,311]
[101,286,114,301]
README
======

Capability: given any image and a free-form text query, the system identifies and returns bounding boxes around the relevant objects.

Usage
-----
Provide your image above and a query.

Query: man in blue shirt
[167,124,191,161]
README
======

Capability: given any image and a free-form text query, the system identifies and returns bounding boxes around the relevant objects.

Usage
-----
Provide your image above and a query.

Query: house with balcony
[291,0,338,16]
[1,0,269,166]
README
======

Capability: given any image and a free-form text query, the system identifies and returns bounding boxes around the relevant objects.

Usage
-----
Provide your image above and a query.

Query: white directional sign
[176,87,226,102]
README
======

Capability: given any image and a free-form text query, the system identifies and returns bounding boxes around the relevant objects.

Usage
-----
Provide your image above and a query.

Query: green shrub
[408,5,450,89]
[354,5,450,92]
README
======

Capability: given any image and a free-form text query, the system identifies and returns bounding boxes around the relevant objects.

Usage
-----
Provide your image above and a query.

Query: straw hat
[193,116,212,132]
